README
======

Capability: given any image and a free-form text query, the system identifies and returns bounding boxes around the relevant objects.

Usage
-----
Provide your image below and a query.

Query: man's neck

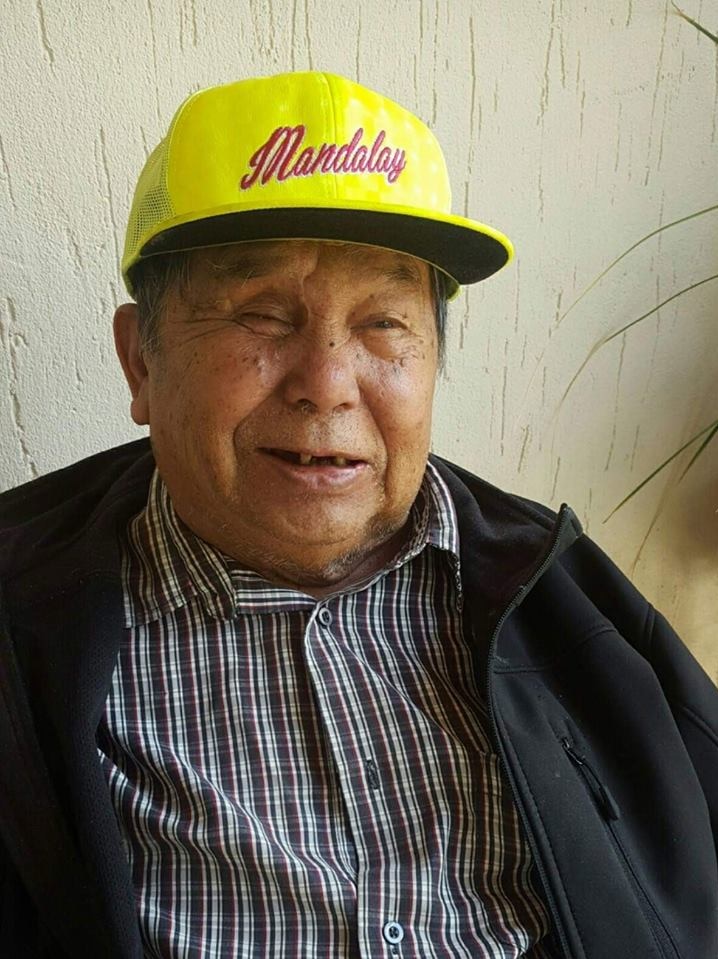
[225,522,413,600]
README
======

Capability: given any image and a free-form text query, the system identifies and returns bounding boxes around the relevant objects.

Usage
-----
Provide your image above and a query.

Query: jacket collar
[431,455,582,617]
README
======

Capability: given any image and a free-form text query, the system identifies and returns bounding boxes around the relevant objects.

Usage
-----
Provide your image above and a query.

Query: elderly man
[0,72,716,959]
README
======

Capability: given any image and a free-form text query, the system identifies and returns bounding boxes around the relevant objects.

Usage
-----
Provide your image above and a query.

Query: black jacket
[1,439,716,959]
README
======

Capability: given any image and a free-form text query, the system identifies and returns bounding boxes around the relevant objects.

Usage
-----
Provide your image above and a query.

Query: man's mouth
[263,448,364,468]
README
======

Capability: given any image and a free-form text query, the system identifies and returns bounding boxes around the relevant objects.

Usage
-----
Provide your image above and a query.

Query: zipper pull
[562,738,621,821]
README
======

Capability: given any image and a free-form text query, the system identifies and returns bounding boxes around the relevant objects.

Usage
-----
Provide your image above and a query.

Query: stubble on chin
[216,509,411,593]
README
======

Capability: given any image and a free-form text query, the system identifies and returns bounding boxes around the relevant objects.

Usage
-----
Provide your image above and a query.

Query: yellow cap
[122,71,513,297]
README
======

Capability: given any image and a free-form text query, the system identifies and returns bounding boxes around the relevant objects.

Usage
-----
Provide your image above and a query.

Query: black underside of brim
[140,207,509,284]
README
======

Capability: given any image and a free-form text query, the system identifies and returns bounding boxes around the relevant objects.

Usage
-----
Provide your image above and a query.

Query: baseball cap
[122,71,513,298]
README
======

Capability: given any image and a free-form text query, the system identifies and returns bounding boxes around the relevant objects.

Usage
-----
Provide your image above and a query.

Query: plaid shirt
[97,464,554,958]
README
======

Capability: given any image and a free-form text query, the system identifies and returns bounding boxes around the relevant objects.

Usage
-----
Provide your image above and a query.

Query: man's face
[117,240,439,589]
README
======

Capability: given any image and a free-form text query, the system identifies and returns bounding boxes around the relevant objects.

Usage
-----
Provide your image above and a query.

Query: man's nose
[281,334,361,414]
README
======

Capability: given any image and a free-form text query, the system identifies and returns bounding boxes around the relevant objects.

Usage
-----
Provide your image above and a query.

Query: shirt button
[382,921,404,944]
[317,607,333,626]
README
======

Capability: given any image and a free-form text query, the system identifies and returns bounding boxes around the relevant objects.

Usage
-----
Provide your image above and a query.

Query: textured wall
[1,1,716,676]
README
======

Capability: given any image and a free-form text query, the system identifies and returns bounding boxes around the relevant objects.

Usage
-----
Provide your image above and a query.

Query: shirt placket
[303,599,408,959]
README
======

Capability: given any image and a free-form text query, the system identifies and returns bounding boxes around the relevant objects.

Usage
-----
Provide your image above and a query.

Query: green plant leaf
[557,203,718,328]
[603,273,718,344]
[672,2,718,44]
[679,422,718,479]
[604,417,718,521]
[521,203,718,413]
[556,273,718,413]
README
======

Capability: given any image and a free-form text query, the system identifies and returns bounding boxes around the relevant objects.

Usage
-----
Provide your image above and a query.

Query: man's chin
[237,513,411,593]
[258,504,379,550]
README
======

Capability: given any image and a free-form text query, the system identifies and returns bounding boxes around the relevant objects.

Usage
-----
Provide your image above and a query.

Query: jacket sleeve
[646,603,718,844]
[562,533,718,849]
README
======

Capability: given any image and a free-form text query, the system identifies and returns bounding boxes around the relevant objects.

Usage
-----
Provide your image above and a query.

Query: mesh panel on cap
[125,140,174,254]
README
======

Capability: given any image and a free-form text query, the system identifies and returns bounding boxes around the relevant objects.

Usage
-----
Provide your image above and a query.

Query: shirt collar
[123,470,237,626]
[123,462,461,627]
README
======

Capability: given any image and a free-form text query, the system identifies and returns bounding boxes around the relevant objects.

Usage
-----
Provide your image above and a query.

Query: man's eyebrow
[344,251,425,290]
[205,251,290,282]
[379,262,425,288]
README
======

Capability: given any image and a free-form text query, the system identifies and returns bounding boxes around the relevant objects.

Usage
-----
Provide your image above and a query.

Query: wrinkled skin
[114,240,439,596]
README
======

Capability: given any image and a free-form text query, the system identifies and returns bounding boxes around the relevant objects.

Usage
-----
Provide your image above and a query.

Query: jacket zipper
[561,739,620,821]
[561,738,679,959]
[484,504,577,959]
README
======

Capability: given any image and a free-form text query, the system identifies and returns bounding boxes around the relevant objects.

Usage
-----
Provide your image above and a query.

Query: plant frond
[603,273,718,344]
[672,2,718,43]
[679,422,718,479]
[557,204,718,328]
[604,418,718,521]
[556,274,718,415]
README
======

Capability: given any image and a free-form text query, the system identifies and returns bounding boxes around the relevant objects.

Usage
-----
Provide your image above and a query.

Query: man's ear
[113,303,150,426]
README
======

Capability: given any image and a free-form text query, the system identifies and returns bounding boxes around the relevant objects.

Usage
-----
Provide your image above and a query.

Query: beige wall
[1,1,716,677]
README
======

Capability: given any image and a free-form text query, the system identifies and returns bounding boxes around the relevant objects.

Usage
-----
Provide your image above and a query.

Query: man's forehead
[192,240,428,289]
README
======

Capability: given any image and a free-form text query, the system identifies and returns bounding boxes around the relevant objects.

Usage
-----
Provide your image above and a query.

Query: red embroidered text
[239,126,407,190]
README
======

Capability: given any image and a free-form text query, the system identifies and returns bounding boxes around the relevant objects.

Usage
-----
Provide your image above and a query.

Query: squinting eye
[237,313,292,335]
[368,317,401,330]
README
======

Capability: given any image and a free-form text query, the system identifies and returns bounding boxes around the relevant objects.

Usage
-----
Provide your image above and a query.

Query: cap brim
[137,207,512,297]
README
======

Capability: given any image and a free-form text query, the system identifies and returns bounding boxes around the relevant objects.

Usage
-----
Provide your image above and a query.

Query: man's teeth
[269,449,357,467]
[297,452,348,466]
